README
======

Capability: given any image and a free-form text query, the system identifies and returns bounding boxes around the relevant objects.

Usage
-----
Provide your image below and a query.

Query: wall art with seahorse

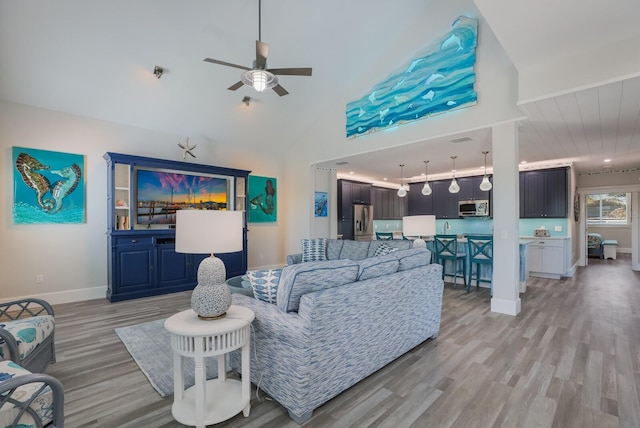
[12,146,85,224]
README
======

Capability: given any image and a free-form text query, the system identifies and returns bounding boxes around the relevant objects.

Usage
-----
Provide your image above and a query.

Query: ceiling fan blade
[228,81,244,91]
[272,84,289,97]
[268,67,312,76]
[256,40,269,69]
[204,58,251,71]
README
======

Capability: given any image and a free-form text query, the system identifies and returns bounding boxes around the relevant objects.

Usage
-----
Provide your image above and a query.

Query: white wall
[281,0,524,254]
[0,101,285,303]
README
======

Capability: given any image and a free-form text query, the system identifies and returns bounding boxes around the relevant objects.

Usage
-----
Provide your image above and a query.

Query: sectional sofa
[230,243,444,423]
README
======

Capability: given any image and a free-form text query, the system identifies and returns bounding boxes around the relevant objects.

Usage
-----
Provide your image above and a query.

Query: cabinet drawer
[530,239,564,248]
[114,236,154,246]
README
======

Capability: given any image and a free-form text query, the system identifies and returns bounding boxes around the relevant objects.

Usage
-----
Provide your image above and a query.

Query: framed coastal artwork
[248,175,277,223]
[315,192,327,217]
[12,146,86,224]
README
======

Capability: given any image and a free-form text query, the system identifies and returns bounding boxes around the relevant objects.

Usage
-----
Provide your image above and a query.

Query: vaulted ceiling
[1,0,639,187]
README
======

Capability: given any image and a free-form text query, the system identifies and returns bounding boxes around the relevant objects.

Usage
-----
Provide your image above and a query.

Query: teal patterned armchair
[0,360,64,427]
[0,298,56,373]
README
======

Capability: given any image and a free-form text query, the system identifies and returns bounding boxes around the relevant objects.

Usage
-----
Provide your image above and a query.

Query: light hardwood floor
[47,255,640,427]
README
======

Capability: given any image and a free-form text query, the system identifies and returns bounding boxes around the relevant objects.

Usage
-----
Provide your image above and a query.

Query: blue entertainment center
[103,152,250,302]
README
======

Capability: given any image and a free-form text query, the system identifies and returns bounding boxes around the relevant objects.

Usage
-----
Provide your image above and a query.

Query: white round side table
[164,305,255,428]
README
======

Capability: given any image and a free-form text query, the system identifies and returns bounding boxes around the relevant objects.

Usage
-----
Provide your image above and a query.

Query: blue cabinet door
[115,245,154,293]
[157,245,191,289]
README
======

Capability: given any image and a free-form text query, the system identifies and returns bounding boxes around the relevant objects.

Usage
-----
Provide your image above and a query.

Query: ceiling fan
[203,0,312,96]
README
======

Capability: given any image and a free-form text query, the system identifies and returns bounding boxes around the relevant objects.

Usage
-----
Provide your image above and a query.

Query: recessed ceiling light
[349,171,354,174]
[383,178,388,181]
[520,161,527,164]
[604,158,611,163]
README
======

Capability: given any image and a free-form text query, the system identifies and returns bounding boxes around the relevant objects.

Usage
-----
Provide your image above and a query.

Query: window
[586,193,630,225]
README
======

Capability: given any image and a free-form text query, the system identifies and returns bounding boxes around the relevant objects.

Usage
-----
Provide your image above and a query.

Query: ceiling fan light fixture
[241,69,278,93]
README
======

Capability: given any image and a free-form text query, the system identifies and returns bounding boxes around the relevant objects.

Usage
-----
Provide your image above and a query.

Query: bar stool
[434,234,467,289]
[466,235,493,294]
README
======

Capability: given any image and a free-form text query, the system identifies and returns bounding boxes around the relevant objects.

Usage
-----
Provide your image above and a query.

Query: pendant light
[421,160,432,195]
[397,164,407,197]
[448,156,460,193]
[479,151,493,191]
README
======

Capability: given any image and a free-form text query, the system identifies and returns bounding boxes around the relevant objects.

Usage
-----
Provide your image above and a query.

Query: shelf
[115,186,129,191]
[171,379,248,426]
[115,206,130,210]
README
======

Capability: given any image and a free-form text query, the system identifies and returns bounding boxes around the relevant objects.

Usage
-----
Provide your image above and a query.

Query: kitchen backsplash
[375,217,568,237]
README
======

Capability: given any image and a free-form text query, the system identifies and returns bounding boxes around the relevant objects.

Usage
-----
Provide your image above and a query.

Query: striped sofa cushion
[393,248,432,271]
[277,259,359,312]
[357,253,399,280]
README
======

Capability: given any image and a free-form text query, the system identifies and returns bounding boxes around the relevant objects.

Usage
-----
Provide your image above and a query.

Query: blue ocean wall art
[12,146,85,224]
[346,16,478,138]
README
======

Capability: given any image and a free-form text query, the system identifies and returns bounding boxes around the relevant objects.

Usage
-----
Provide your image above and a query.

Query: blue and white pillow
[374,243,399,257]
[301,238,327,262]
[246,269,282,304]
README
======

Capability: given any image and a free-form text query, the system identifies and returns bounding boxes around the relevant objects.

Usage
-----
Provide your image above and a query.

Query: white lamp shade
[402,215,436,237]
[397,186,407,197]
[175,210,243,254]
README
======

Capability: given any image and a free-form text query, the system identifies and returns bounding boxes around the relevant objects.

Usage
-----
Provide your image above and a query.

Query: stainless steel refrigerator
[353,204,374,241]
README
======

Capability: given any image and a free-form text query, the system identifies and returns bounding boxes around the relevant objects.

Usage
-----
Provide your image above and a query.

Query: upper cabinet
[431,180,460,219]
[407,183,434,216]
[371,186,406,220]
[457,176,492,201]
[337,180,372,220]
[520,168,568,218]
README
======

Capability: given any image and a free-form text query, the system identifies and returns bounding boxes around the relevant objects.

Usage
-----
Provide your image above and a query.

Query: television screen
[136,168,229,226]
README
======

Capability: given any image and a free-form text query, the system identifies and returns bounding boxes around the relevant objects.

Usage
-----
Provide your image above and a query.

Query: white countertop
[520,236,569,240]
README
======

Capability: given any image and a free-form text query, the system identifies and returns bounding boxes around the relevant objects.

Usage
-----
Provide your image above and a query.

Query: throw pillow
[374,243,399,257]
[246,269,282,304]
[301,238,327,262]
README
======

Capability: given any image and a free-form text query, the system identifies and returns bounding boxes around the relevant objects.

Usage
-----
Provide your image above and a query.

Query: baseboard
[0,286,108,306]
[618,247,631,254]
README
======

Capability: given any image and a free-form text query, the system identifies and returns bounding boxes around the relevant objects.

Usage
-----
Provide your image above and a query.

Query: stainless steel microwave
[459,200,489,217]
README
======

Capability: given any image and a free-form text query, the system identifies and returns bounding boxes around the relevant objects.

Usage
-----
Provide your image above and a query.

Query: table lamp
[402,215,436,248]
[175,210,243,320]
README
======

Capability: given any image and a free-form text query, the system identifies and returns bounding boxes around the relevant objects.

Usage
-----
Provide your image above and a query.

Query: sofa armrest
[286,253,303,265]
[0,298,54,320]
[231,294,309,345]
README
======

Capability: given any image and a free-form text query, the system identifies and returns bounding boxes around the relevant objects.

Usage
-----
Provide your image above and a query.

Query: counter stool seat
[467,235,493,295]
[434,234,467,289]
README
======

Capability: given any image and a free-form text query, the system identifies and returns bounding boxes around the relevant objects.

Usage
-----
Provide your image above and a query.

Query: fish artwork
[15,152,82,214]
[48,163,82,213]
[15,153,54,211]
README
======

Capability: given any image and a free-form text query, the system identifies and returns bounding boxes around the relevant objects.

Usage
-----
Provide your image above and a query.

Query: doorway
[578,186,639,271]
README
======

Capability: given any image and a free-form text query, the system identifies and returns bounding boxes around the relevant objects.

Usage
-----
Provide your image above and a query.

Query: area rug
[115,318,219,397]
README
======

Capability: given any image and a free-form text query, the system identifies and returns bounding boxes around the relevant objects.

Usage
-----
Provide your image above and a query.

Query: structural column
[491,121,521,315]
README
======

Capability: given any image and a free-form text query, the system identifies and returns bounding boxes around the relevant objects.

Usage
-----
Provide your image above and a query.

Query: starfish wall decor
[178,138,196,159]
